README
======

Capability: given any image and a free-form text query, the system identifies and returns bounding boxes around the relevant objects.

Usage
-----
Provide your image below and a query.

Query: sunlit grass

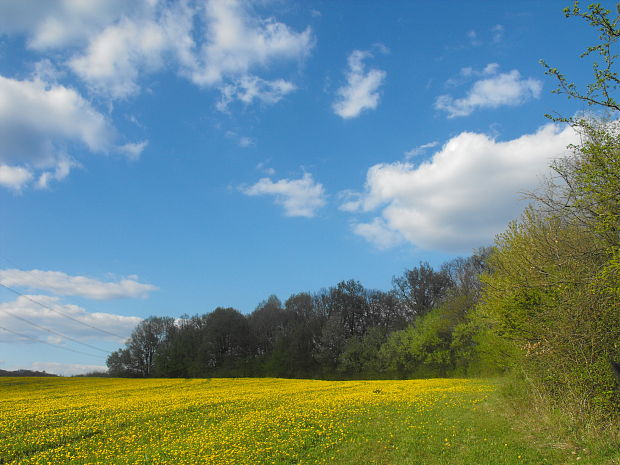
[0,377,612,464]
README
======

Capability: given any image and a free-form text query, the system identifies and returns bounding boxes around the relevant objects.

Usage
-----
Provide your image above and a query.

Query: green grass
[322,388,616,465]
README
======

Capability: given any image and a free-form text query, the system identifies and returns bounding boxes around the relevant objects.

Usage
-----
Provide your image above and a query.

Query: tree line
[107,250,490,380]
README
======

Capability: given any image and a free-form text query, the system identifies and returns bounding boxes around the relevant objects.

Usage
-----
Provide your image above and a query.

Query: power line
[0,308,111,354]
[0,254,126,356]
[0,282,127,341]
[0,326,104,359]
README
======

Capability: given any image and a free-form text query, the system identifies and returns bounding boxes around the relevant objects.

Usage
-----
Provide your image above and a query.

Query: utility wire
[0,326,103,359]
[0,308,111,354]
[0,254,125,355]
[0,282,126,340]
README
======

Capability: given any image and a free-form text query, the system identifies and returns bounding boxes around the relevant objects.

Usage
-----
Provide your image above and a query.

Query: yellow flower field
[0,377,499,465]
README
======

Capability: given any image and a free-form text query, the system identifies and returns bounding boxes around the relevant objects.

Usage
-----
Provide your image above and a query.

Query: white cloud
[338,190,364,213]
[0,0,194,99]
[241,173,326,217]
[333,50,386,119]
[187,0,313,87]
[238,137,255,148]
[226,131,256,148]
[0,75,144,190]
[0,165,33,192]
[0,269,157,300]
[0,294,140,343]
[352,218,403,250]
[68,2,195,99]
[435,65,542,118]
[0,76,112,158]
[217,76,296,111]
[467,30,481,47]
[35,157,78,190]
[118,141,148,161]
[256,161,275,175]
[69,18,165,99]
[343,123,578,252]
[404,141,439,158]
[492,24,504,43]
[29,362,108,376]
[1,0,312,108]
[0,0,131,50]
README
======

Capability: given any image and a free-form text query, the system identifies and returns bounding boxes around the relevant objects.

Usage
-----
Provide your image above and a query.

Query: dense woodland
[107,250,490,381]
[108,2,620,425]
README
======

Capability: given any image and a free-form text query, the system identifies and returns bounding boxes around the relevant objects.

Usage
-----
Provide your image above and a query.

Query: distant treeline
[108,250,490,381]
[0,369,57,377]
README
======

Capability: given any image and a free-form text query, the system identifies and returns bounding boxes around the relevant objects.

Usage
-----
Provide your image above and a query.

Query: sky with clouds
[0,0,608,375]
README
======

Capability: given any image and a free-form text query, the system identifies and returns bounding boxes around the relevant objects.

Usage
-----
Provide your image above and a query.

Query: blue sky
[0,0,609,375]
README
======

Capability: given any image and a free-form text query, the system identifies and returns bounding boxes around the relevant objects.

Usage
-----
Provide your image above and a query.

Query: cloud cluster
[0,269,157,300]
[0,0,312,103]
[0,294,140,343]
[344,124,577,252]
[0,0,132,50]
[333,50,386,119]
[188,0,313,88]
[217,76,296,112]
[241,173,326,217]
[0,0,313,191]
[28,361,108,377]
[436,64,542,118]
[0,76,145,191]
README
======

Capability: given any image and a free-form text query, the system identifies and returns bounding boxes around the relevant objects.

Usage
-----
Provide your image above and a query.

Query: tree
[201,307,252,372]
[392,262,453,320]
[477,206,620,415]
[540,2,620,118]
[107,316,175,377]
[471,1,620,418]
[154,315,207,377]
[248,295,294,357]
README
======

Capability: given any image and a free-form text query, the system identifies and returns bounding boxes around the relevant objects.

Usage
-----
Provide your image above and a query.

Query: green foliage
[379,296,476,378]
[338,326,388,377]
[540,1,620,118]
[477,205,620,418]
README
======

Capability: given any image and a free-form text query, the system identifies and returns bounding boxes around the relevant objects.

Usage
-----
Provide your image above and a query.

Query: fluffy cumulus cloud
[241,173,326,217]
[352,218,404,250]
[0,165,33,192]
[0,0,312,105]
[188,0,313,88]
[333,50,386,119]
[344,124,578,252]
[0,294,141,343]
[68,2,195,99]
[435,64,542,118]
[0,76,146,191]
[0,269,157,300]
[0,0,132,50]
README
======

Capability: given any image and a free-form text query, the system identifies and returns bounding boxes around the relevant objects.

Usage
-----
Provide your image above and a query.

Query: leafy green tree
[201,307,252,373]
[478,206,620,415]
[338,326,389,377]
